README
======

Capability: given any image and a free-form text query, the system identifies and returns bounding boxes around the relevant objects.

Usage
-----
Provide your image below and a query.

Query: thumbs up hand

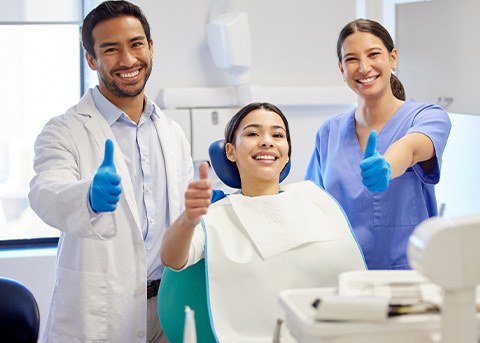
[89,139,122,212]
[360,131,391,192]
[184,162,212,225]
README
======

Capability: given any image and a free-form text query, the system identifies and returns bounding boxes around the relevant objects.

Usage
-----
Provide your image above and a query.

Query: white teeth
[255,155,276,160]
[358,76,377,83]
[119,70,139,78]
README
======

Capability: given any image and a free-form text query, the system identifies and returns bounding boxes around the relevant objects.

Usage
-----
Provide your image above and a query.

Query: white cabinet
[190,108,239,161]
[162,108,192,149]
[164,108,238,192]
[396,1,480,216]
[396,0,480,114]
[163,108,239,161]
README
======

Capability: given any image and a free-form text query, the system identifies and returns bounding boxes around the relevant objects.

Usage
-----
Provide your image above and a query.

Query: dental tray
[279,271,480,343]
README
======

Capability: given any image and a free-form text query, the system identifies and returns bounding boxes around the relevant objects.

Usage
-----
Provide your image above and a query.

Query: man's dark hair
[81,0,151,58]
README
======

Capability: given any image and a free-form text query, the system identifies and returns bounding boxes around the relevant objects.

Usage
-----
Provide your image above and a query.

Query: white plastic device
[408,214,480,343]
[206,12,251,70]
[183,306,197,343]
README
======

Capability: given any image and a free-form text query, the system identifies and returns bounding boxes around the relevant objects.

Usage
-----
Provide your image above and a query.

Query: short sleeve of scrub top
[405,103,451,184]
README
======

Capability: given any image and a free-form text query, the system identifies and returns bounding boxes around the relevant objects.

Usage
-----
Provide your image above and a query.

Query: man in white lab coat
[28,1,192,342]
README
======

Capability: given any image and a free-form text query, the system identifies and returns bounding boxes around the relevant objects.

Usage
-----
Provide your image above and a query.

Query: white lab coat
[29,89,193,343]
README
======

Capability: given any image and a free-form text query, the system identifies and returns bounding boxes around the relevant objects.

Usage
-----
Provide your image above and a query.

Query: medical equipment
[279,270,449,342]
[408,214,480,343]
[206,12,252,104]
[311,295,438,322]
[183,306,197,343]
[206,12,251,71]
[279,213,480,342]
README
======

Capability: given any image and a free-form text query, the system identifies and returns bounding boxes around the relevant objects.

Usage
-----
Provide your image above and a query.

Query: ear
[149,39,154,58]
[225,142,236,162]
[86,52,97,71]
[338,61,345,77]
[390,48,398,68]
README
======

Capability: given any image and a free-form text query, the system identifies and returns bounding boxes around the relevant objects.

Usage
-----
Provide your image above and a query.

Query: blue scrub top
[305,100,451,270]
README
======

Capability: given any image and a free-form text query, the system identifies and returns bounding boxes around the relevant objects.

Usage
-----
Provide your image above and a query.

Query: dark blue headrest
[208,139,291,189]
[0,277,40,343]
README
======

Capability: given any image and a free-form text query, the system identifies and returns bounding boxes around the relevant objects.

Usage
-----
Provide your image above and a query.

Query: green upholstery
[158,259,216,343]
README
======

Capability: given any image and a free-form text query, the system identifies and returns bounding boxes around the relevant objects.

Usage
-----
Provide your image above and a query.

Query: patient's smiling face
[226,108,290,196]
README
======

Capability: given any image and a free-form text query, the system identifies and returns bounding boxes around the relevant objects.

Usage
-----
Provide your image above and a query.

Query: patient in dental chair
[160,102,366,342]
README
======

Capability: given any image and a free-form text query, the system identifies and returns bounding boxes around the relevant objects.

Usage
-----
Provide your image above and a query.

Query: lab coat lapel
[78,91,142,231]
[151,110,182,222]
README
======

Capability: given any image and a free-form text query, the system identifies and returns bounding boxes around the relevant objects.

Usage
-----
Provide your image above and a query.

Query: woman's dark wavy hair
[225,102,292,160]
[81,0,151,59]
[337,18,405,101]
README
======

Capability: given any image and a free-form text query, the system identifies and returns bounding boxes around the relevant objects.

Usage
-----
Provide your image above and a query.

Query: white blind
[0,0,82,23]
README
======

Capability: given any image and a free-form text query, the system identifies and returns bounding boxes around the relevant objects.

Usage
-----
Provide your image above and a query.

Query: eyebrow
[242,123,286,132]
[99,35,146,49]
[343,46,383,60]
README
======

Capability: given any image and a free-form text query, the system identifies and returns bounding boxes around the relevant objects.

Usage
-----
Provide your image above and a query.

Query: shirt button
[138,331,145,338]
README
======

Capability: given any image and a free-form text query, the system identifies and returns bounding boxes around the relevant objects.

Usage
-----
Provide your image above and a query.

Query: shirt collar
[91,86,158,126]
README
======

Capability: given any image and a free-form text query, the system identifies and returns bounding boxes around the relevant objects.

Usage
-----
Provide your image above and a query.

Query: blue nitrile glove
[360,130,392,192]
[89,139,122,212]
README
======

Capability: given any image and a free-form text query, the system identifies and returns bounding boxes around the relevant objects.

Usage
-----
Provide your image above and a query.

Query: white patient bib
[203,181,366,343]
[228,189,340,260]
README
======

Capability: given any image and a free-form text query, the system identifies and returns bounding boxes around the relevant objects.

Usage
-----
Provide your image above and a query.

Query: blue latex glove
[89,139,122,212]
[360,130,392,192]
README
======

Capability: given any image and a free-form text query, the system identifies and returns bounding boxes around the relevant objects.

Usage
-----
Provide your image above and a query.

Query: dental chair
[0,277,40,343]
[158,139,291,343]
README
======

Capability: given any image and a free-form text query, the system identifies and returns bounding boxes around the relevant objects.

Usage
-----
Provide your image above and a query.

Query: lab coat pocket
[50,266,110,340]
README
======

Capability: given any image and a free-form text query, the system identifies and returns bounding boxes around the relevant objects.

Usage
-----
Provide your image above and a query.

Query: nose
[118,49,137,67]
[260,135,274,147]
[358,58,371,73]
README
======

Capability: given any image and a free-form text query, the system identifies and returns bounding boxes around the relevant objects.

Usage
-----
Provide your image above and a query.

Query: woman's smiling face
[339,31,397,100]
[225,108,290,190]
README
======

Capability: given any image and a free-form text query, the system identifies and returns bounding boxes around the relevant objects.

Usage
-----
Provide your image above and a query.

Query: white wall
[0,1,360,340]
[136,0,356,94]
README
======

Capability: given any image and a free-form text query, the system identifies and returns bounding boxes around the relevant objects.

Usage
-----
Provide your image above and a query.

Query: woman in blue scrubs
[305,19,451,270]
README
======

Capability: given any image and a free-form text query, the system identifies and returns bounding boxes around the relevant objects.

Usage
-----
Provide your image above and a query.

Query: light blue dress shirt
[92,87,168,281]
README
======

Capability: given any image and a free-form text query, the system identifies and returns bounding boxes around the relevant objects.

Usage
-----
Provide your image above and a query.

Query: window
[0,1,83,246]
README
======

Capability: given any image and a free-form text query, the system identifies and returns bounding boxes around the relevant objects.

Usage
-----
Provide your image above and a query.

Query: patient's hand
[184,162,212,226]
